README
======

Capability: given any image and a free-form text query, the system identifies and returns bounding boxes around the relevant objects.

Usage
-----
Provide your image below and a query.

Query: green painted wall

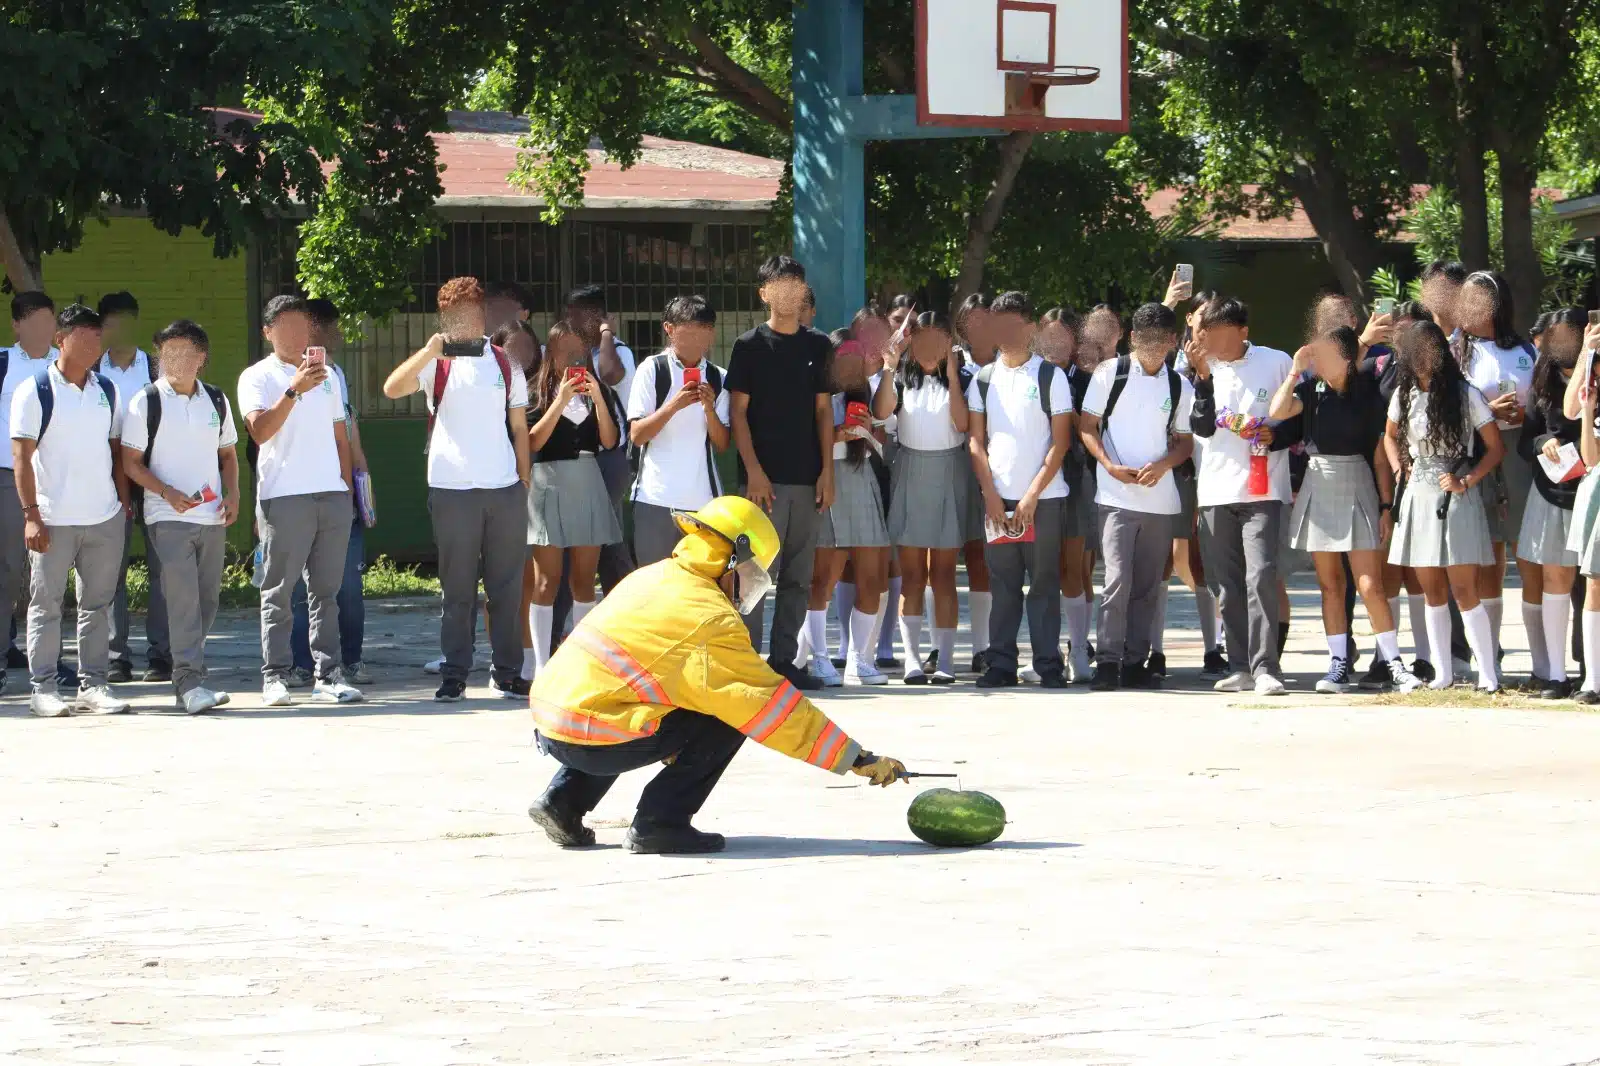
[2,218,253,553]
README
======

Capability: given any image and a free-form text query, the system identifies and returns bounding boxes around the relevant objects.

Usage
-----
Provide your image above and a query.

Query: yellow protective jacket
[529,530,863,774]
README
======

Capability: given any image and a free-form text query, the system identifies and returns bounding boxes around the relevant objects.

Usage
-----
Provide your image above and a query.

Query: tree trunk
[1495,145,1542,328]
[1284,163,1387,302]
[951,131,1034,314]
[0,208,41,293]
[1451,33,1491,270]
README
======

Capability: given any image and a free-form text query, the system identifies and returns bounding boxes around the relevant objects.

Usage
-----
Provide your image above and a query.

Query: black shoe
[56,662,79,688]
[1577,689,1600,706]
[434,679,467,702]
[528,796,596,848]
[5,645,25,670]
[141,662,172,683]
[1358,656,1391,691]
[970,650,989,675]
[1541,678,1576,700]
[1038,668,1068,689]
[106,659,132,684]
[975,667,1017,689]
[1123,662,1161,689]
[921,648,939,674]
[1091,663,1121,691]
[626,822,725,854]
[1411,658,1436,683]
[773,661,822,691]
[493,676,531,699]
[875,655,901,670]
[1146,652,1167,679]
[830,657,847,669]
[1201,648,1229,678]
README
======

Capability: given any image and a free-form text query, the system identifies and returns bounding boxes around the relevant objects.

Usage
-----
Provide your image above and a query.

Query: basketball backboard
[916,0,1128,132]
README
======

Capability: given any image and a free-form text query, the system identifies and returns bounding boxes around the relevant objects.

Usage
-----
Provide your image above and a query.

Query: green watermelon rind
[906,787,1005,847]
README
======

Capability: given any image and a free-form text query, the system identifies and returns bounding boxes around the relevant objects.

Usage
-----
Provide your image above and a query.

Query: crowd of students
[8,251,1600,717]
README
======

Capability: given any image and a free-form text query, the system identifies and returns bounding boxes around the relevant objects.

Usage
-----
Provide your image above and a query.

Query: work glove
[850,751,907,787]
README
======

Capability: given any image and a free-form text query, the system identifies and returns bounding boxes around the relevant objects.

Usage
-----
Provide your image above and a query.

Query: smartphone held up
[304,345,327,367]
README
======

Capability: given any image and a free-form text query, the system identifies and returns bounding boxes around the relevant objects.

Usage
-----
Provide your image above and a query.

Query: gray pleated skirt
[1074,457,1099,550]
[1567,469,1600,575]
[1387,458,1494,568]
[1288,454,1382,552]
[1516,489,1578,567]
[528,457,622,548]
[818,455,889,548]
[888,445,971,550]
[1173,468,1197,539]
[962,460,987,545]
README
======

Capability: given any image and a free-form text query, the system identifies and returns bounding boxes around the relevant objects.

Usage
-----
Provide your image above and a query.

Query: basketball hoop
[1004,66,1100,117]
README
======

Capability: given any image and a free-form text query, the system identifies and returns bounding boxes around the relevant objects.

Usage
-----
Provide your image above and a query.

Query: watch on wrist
[284,386,298,402]
[1378,501,1393,512]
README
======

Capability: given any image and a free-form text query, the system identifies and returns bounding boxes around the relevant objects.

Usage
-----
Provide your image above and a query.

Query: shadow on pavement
[699,836,1080,859]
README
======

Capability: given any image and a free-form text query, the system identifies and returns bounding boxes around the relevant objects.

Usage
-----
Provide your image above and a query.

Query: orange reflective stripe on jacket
[569,627,670,704]
[805,720,850,772]
[532,699,660,744]
[739,681,801,742]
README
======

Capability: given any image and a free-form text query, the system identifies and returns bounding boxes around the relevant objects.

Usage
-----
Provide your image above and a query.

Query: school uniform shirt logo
[97,389,111,408]
[1256,388,1269,402]
[1160,396,1173,412]
[1517,354,1532,370]
[1026,385,1039,401]
[208,410,221,427]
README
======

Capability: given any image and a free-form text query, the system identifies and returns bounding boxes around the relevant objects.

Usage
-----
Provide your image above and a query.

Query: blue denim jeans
[291,519,364,671]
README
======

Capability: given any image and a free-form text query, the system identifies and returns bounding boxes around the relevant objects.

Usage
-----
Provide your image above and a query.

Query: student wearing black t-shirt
[726,256,834,690]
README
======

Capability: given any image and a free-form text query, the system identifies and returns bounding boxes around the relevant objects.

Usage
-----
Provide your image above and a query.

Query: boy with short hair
[121,320,240,714]
[628,295,731,566]
[1079,302,1195,690]
[11,305,131,717]
[727,255,835,690]
[966,291,1075,688]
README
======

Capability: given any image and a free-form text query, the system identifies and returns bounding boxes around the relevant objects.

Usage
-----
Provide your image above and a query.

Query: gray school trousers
[0,468,26,665]
[28,513,125,691]
[110,513,170,667]
[742,483,820,668]
[147,521,226,696]
[1198,500,1285,678]
[984,496,1067,676]
[631,501,683,568]
[259,491,352,681]
[430,482,528,686]
[1096,506,1174,666]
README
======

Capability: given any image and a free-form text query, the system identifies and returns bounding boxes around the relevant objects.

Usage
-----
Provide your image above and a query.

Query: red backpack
[425,343,514,450]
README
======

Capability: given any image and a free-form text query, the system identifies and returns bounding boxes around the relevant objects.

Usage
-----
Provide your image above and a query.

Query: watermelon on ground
[906,788,1005,847]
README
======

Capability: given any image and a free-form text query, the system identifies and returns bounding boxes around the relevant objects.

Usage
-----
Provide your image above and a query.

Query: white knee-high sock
[1483,596,1503,654]
[834,582,857,659]
[1542,594,1571,683]
[1375,629,1401,662]
[1523,599,1550,680]
[522,604,538,681]
[1425,604,1454,687]
[899,613,925,671]
[878,577,901,659]
[570,599,595,628]
[1462,603,1499,690]
[1148,583,1169,653]
[1409,594,1429,660]
[969,590,992,653]
[807,610,830,669]
[1585,611,1600,692]
[1195,585,1219,651]
[1063,594,1088,654]
[1387,596,1400,640]
[531,604,554,677]
[848,606,886,669]
[933,627,956,671]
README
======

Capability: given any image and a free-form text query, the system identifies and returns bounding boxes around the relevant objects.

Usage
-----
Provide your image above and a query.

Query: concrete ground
[4,584,1600,1065]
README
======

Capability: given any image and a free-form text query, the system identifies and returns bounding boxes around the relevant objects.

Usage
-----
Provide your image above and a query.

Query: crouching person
[11,304,131,716]
[121,321,241,714]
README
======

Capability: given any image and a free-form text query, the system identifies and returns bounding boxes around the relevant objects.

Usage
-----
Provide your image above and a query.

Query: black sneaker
[1541,678,1576,700]
[434,679,467,702]
[830,657,847,669]
[1091,663,1121,691]
[1357,656,1391,690]
[5,645,26,670]
[921,648,939,674]
[970,650,989,675]
[1123,662,1161,689]
[626,822,726,854]
[1316,657,1352,694]
[493,676,531,700]
[773,660,822,691]
[1577,689,1600,706]
[876,655,901,670]
[142,661,172,683]
[1201,648,1229,678]
[1146,652,1167,679]
[1038,668,1068,689]
[528,795,596,847]
[106,659,133,684]
[975,667,1018,689]
[56,661,79,689]
[1411,658,1436,683]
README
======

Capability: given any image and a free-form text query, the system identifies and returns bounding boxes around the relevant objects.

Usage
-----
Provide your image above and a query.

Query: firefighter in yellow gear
[527,496,907,854]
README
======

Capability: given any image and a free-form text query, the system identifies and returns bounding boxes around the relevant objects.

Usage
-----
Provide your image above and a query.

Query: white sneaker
[1068,646,1094,685]
[1253,673,1287,696]
[423,656,444,675]
[1019,666,1042,683]
[809,658,843,688]
[262,679,293,706]
[180,687,220,715]
[76,685,133,715]
[843,658,888,686]
[29,690,72,717]
[211,690,231,707]
[1386,658,1423,694]
[1213,670,1251,693]
[313,670,364,704]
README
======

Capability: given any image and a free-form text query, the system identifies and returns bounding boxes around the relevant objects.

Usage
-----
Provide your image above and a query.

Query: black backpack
[628,353,724,493]
[973,359,1060,419]
[1098,354,1183,438]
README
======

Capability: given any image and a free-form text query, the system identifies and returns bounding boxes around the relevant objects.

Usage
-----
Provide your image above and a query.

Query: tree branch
[684,26,793,133]
[0,207,41,294]
[952,131,1034,313]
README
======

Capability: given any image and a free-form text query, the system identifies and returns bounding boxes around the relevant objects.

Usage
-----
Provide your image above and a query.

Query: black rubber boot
[626,822,726,854]
[527,795,597,848]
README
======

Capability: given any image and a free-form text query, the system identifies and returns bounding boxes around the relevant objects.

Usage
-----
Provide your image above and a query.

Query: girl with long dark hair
[1514,308,1586,697]
[1270,326,1417,693]
[1384,320,1505,691]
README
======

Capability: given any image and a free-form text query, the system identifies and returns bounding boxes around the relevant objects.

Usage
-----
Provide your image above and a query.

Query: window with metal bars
[253,214,767,418]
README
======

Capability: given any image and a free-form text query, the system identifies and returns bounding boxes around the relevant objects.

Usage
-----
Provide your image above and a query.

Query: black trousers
[538,710,746,827]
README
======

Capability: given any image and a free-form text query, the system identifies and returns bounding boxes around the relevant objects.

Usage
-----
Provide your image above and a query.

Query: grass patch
[109,552,440,612]
[1232,686,1571,712]
[442,831,501,840]
[362,555,440,598]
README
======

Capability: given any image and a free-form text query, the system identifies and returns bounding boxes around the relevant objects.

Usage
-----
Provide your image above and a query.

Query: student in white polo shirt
[10,304,131,717]
[1079,302,1195,691]
[94,290,172,685]
[0,290,59,682]
[1187,298,1299,696]
[382,276,531,703]
[121,320,240,714]
[627,295,731,566]
[238,295,361,707]
[966,291,1074,689]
